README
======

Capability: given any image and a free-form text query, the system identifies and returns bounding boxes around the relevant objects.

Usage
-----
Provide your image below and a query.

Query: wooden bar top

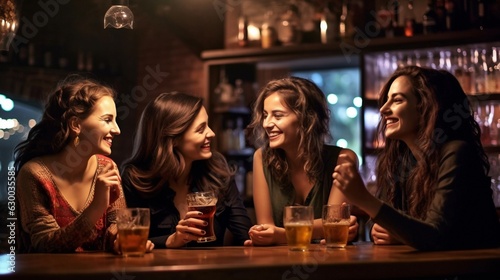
[3,243,500,280]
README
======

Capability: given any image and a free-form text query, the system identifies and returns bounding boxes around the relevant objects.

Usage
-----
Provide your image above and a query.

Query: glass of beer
[116,208,150,257]
[186,191,218,243]
[283,205,313,251]
[322,204,350,248]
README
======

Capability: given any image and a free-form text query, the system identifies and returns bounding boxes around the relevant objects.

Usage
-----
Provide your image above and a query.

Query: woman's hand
[371,223,401,245]
[94,163,121,208]
[332,155,368,205]
[166,210,208,248]
[244,224,278,246]
[348,215,359,242]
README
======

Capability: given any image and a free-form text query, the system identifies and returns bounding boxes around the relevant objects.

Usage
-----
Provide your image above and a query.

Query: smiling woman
[332,66,500,251]
[13,75,130,253]
[121,91,252,249]
[243,76,359,247]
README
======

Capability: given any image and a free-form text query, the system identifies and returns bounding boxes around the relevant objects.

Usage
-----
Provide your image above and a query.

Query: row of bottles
[237,0,363,48]
[365,43,500,99]
[213,68,247,110]
[231,160,254,199]
[0,42,117,74]
[475,103,500,147]
[235,0,500,49]
[398,0,494,37]
[221,117,247,154]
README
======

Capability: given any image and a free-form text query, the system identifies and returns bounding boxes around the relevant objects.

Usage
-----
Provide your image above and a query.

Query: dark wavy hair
[121,92,234,199]
[246,76,332,186]
[375,66,488,219]
[14,75,116,172]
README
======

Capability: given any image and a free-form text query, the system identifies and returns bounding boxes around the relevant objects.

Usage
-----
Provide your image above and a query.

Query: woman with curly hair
[244,76,359,246]
[121,92,252,248]
[333,66,500,250]
[14,75,147,253]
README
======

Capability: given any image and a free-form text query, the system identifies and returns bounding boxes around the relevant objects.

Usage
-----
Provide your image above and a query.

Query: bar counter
[3,243,500,280]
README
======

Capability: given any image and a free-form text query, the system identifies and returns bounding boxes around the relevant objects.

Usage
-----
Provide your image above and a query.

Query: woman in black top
[333,66,500,250]
[121,92,252,248]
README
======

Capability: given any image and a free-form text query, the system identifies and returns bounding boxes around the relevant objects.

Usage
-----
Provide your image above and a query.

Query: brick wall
[112,18,205,167]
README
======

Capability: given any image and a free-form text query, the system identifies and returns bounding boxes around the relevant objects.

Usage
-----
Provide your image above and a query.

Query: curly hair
[121,92,234,199]
[14,75,116,172]
[246,76,332,186]
[375,66,488,219]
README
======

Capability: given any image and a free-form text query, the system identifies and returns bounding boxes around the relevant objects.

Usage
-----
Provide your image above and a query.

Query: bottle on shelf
[434,0,447,32]
[422,0,438,34]
[486,47,499,93]
[238,15,249,47]
[234,161,246,195]
[276,3,302,45]
[444,0,458,31]
[454,49,472,94]
[402,0,416,37]
[214,67,234,109]
[233,79,246,107]
[475,0,486,30]
[222,119,235,153]
[233,117,246,151]
[261,11,277,49]
[339,0,354,39]
[320,6,338,44]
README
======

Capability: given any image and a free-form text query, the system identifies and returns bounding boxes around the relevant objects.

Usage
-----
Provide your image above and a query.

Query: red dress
[17,154,126,253]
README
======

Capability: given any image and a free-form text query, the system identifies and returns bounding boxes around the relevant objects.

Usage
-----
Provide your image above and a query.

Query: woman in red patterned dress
[14,75,151,253]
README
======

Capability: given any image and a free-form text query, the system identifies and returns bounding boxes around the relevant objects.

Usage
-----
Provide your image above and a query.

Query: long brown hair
[247,76,332,185]
[121,92,234,198]
[14,75,116,172]
[375,66,488,219]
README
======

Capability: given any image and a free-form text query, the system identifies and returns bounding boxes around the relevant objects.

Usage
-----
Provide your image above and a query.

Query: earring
[74,135,80,147]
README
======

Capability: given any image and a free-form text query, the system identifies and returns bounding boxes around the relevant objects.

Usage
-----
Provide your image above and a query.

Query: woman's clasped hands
[244,224,281,246]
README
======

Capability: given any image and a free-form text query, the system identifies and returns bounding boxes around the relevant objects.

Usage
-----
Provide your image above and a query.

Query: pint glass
[322,204,350,248]
[116,208,150,257]
[283,205,313,251]
[186,191,218,242]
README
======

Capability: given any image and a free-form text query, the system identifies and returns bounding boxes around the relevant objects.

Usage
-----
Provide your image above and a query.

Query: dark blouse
[262,145,342,227]
[373,140,500,250]
[122,173,252,248]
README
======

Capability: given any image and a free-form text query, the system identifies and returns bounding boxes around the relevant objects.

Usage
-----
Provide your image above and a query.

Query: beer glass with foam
[283,205,313,251]
[186,191,218,242]
[116,208,150,257]
[322,204,350,248]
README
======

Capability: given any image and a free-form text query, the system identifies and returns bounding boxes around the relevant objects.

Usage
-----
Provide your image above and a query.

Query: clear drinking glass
[116,208,150,257]
[283,205,313,251]
[186,191,218,243]
[322,204,351,248]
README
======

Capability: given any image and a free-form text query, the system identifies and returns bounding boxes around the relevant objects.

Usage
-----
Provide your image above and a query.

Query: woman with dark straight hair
[122,92,252,248]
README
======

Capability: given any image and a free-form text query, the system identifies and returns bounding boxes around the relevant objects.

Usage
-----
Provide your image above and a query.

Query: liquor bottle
[339,0,354,39]
[276,3,302,45]
[444,0,457,31]
[454,49,472,93]
[423,0,438,34]
[435,0,447,31]
[238,16,249,47]
[403,0,416,37]
[476,0,486,30]
[261,11,276,49]
[320,6,338,44]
